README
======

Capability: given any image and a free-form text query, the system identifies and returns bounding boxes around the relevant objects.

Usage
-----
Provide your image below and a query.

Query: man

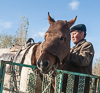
[67,24,94,93]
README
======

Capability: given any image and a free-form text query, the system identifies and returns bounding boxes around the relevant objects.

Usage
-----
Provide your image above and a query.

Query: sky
[0,0,100,64]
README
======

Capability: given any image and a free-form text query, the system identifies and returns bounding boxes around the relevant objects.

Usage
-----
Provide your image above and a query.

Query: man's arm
[69,42,94,66]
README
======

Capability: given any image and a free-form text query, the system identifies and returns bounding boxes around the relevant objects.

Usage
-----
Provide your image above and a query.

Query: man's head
[70,24,87,44]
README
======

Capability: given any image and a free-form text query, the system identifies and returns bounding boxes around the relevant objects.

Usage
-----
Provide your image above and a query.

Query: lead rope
[42,63,58,93]
[42,72,52,93]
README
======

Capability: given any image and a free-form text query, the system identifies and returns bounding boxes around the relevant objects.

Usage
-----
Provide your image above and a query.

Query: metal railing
[0,61,100,93]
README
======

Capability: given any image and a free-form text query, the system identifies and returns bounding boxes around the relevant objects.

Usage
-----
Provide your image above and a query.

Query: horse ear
[68,16,77,28]
[48,12,55,24]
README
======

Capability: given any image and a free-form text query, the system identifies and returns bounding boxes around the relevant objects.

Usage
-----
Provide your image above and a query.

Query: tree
[93,58,100,76]
[14,15,29,45]
[0,15,29,48]
[0,34,13,48]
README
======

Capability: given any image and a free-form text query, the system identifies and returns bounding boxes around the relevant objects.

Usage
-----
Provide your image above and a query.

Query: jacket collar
[75,39,86,48]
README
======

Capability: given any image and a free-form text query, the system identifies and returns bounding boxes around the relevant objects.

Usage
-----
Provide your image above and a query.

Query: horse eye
[60,36,66,41]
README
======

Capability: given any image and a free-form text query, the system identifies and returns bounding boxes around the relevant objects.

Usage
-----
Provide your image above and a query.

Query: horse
[0,12,77,93]
[33,12,77,73]
[21,12,77,92]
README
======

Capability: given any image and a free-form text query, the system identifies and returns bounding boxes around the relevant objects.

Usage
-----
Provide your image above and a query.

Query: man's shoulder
[81,39,93,46]
[70,39,94,50]
[82,41,94,52]
[83,41,93,47]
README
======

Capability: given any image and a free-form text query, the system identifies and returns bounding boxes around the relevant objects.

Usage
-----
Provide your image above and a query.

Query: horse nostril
[37,60,50,70]
[43,61,49,68]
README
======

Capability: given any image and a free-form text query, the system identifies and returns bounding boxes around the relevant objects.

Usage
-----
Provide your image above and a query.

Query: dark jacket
[67,39,94,93]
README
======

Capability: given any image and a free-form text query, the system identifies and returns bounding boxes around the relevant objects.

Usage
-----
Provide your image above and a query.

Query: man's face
[71,30,84,44]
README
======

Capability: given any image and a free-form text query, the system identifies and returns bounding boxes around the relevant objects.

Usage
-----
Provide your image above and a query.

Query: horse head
[32,12,77,74]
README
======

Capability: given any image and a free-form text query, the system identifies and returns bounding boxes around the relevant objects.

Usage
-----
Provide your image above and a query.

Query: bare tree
[14,15,29,45]
[0,15,29,48]
[0,34,13,48]
[93,58,100,76]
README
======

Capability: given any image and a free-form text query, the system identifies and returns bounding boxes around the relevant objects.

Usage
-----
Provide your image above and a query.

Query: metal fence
[0,61,100,93]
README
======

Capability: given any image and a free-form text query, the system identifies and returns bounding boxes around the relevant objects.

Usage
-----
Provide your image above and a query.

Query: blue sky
[0,0,100,63]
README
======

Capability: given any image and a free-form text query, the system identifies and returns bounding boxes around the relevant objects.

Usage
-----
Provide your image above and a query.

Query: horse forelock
[47,20,68,32]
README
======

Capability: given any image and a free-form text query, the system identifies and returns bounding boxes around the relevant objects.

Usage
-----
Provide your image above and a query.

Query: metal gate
[0,60,100,93]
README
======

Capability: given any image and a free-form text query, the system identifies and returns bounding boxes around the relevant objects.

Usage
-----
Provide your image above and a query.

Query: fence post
[98,78,100,93]
[55,70,64,93]
[0,60,6,93]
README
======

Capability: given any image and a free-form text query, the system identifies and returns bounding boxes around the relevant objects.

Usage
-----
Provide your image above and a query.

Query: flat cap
[70,24,86,33]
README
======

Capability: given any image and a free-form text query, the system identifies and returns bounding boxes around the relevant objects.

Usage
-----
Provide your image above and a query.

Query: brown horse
[32,12,77,73]
[30,12,77,92]
[0,12,77,93]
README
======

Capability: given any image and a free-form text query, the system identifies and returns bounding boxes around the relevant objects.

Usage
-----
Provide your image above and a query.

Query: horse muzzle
[36,51,57,74]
